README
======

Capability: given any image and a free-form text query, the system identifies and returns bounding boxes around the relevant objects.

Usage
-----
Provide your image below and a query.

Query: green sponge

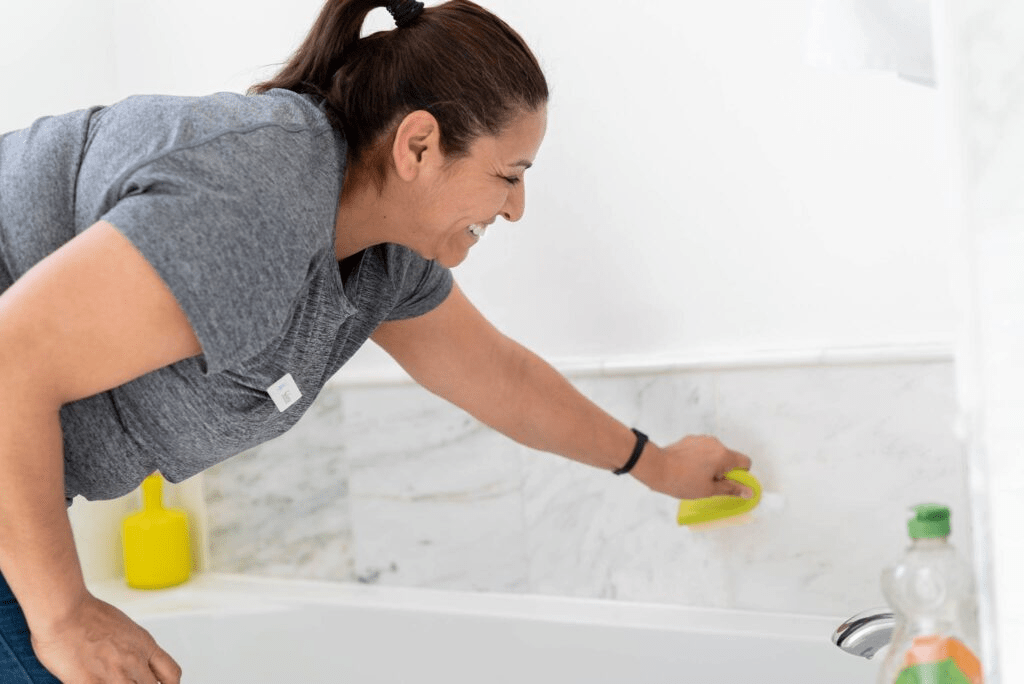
[676,469,762,526]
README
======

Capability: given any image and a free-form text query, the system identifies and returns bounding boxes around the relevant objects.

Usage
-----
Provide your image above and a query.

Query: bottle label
[895,636,983,684]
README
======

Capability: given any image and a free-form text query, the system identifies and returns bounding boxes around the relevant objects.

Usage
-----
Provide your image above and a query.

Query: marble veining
[201,359,966,617]
[203,387,356,581]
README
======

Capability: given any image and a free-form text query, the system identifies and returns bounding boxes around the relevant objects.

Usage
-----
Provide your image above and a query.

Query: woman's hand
[30,593,181,684]
[631,435,754,500]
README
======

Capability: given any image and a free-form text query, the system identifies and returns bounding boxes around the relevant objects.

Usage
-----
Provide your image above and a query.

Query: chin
[437,252,468,268]
[403,244,463,268]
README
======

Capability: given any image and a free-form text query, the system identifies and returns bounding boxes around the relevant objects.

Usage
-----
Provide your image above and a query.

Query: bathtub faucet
[832,608,895,659]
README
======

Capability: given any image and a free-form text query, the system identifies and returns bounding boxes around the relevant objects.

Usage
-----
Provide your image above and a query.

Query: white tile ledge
[328,342,953,388]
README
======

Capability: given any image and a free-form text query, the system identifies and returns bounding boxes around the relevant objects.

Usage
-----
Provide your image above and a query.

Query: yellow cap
[676,469,762,526]
[122,474,192,589]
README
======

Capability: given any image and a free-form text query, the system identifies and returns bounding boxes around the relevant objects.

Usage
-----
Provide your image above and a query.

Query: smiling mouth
[468,224,487,238]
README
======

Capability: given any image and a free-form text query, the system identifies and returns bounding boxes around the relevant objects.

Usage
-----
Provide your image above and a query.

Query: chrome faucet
[832,608,895,659]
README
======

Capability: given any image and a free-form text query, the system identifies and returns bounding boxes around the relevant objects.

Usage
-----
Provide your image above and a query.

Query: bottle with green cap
[877,504,984,684]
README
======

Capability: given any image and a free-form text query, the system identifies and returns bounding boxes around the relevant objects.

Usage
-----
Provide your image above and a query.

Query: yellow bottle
[122,473,192,589]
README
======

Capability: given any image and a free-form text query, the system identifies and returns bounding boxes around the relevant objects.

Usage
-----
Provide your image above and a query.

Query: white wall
[1,0,954,381]
[934,0,1024,679]
[0,0,118,131]
[108,0,325,98]
[460,1,953,369]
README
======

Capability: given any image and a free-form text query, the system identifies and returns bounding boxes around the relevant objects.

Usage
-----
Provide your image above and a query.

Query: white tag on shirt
[267,373,302,412]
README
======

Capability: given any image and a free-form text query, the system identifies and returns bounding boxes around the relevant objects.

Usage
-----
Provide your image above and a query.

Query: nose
[501,180,526,223]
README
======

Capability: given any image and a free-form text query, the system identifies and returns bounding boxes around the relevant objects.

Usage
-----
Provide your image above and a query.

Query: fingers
[726,448,752,473]
[149,646,183,684]
[99,645,177,684]
[30,594,182,684]
[712,475,756,499]
[688,436,755,498]
[127,663,162,684]
[633,434,756,500]
[712,448,754,498]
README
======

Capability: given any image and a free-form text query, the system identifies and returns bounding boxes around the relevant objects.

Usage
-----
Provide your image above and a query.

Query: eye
[501,175,522,186]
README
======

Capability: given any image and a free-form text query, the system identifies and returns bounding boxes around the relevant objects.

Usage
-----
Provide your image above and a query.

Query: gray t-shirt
[0,89,453,502]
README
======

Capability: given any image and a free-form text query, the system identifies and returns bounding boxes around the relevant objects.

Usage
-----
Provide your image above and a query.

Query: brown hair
[252,0,549,191]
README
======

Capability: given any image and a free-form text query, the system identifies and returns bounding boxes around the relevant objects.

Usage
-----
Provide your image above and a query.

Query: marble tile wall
[203,387,354,580]
[203,358,969,618]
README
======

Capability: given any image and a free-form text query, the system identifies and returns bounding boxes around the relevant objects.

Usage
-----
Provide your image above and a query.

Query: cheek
[480,185,510,214]
[446,192,500,223]
[437,174,508,223]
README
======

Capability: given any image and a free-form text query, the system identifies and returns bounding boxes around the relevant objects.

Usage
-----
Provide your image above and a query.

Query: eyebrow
[511,160,533,169]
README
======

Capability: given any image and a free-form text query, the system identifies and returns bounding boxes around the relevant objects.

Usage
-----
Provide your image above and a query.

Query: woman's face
[412,106,547,268]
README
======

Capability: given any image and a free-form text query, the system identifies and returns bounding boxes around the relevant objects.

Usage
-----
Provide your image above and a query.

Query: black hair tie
[387,0,425,28]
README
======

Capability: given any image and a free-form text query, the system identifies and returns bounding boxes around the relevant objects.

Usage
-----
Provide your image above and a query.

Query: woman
[0,0,753,681]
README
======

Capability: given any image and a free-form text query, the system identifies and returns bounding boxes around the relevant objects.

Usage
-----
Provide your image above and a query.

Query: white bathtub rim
[90,572,846,644]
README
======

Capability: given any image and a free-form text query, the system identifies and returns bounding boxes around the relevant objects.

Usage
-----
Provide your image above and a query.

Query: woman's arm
[371,283,752,500]
[0,220,198,684]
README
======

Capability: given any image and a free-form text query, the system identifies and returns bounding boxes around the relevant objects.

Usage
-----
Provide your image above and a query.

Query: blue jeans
[0,570,62,683]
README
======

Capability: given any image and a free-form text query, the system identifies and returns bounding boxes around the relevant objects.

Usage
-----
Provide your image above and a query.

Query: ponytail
[252,0,548,191]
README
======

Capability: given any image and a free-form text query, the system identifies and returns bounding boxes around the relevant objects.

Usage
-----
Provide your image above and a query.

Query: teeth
[469,224,487,238]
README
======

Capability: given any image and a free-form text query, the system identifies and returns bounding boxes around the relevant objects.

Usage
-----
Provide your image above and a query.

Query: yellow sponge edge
[676,469,762,526]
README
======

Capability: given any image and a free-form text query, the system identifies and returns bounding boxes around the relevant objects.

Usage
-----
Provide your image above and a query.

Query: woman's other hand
[0,218,199,683]
[631,435,754,500]
[30,593,181,684]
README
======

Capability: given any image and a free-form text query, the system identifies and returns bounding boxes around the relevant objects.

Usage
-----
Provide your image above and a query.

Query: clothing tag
[267,373,302,412]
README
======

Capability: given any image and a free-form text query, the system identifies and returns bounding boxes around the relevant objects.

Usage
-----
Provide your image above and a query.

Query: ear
[392,110,442,182]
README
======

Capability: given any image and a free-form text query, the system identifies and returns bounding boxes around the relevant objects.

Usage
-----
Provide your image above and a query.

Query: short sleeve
[384,245,454,321]
[100,126,339,374]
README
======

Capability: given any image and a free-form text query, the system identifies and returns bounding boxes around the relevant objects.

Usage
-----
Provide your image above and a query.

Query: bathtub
[90,573,875,683]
